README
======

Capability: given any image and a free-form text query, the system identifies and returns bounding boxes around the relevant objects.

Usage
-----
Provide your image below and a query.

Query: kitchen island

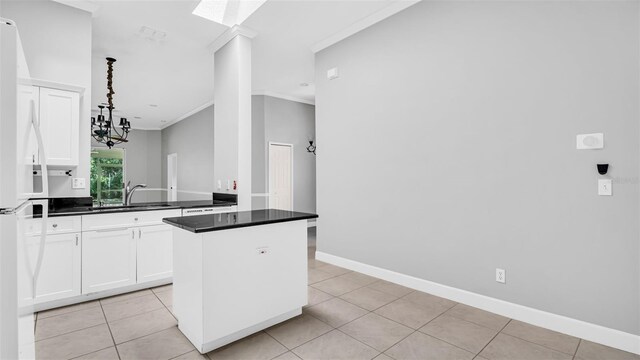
[163,209,318,353]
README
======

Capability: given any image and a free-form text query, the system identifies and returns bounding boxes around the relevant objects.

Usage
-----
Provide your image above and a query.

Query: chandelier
[91,57,130,148]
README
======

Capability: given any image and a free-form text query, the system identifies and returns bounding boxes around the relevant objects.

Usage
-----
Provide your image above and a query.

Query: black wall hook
[597,164,609,175]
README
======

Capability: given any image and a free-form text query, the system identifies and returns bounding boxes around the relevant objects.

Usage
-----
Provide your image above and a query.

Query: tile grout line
[309,268,582,359]
[36,301,102,321]
[262,331,294,359]
[35,323,113,360]
[99,299,122,360]
[572,338,582,360]
[152,286,178,322]
[103,291,178,349]
[498,326,582,356]
[473,318,512,359]
[287,311,371,354]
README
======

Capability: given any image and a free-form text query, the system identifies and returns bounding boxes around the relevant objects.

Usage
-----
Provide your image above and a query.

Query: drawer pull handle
[52,224,58,228]
[75,234,78,246]
[134,217,139,221]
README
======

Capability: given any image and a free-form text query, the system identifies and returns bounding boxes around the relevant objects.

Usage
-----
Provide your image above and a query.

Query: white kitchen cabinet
[38,87,80,166]
[27,232,81,304]
[137,224,173,283]
[82,228,137,294]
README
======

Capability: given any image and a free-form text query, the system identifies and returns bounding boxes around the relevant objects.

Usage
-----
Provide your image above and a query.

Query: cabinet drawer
[82,209,181,231]
[26,216,82,235]
[182,206,237,217]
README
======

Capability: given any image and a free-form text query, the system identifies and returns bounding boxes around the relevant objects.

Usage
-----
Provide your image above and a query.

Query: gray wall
[252,95,316,213]
[252,95,267,209]
[264,96,316,213]
[315,0,639,335]
[160,96,316,210]
[3,0,92,197]
[91,129,162,203]
[161,105,215,201]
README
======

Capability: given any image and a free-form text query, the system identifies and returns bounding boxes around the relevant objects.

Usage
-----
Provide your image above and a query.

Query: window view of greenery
[90,148,125,206]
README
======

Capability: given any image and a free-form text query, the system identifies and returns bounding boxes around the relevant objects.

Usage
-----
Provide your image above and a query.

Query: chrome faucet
[124,181,147,206]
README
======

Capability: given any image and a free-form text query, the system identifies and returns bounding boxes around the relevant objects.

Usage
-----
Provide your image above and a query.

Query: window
[90,148,125,206]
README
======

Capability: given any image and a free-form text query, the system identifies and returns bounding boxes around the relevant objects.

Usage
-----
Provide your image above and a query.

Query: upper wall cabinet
[38,87,80,166]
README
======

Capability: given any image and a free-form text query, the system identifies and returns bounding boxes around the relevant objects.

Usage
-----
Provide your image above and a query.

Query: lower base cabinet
[28,232,81,303]
[82,228,137,294]
[137,224,173,283]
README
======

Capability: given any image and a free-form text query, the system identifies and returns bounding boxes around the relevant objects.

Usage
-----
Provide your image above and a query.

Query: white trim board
[159,91,314,130]
[253,90,315,106]
[30,78,85,94]
[315,251,640,355]
[51,0,100,16]
[160,100,214,130]
[208,25,258,54]
[310,0,421,53]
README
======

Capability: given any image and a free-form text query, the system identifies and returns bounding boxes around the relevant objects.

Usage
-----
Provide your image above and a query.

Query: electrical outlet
[496,268,506,284]
[72,178,85,189]
[598,179,612,196]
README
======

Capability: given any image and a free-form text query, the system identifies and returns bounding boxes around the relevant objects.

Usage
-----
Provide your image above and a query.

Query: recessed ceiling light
[161,120,167,123]
[149,104,158,107]
[300,83,309,87]
[192,0,267,27]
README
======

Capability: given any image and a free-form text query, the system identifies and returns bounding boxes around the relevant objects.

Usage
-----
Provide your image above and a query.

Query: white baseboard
[315,251,640,355]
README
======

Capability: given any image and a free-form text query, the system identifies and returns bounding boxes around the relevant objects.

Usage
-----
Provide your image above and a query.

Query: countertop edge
[35,201,237,218]
[163,212,318,233]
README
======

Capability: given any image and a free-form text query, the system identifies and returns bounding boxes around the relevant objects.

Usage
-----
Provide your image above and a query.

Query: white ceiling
[89,0,411,129]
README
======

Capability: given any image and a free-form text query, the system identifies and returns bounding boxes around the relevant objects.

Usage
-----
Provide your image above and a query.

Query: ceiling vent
[139,26,167,42]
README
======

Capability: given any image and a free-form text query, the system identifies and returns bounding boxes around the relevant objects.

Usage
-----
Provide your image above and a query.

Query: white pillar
[212,26,255,211]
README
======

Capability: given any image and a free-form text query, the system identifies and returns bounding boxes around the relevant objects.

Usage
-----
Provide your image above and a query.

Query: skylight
[192,0,267,27]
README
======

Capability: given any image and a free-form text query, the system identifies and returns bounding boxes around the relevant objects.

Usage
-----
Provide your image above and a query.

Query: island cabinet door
[82,228,137,294]
[137,224,173,283]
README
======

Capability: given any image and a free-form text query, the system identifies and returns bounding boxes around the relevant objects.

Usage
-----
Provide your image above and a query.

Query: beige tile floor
[35,235,639,360]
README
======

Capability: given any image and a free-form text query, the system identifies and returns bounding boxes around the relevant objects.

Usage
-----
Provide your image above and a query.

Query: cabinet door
[137,224,173,283]
[27,232,81,303]
[82,228,136,294]
[39,87,79,166]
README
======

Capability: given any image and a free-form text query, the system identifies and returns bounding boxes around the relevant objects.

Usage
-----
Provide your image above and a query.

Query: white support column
[212,26,256,211]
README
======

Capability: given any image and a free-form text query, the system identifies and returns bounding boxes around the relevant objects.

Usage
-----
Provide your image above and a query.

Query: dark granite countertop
[33,195,237,218]
[163,209,318,233]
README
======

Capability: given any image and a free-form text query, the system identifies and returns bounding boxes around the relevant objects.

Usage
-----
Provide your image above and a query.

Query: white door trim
[268,142,294,210]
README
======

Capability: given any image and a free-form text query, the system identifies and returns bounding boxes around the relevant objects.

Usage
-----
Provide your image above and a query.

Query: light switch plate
[327,67,339,80]
[72,178,85,189]
[576,133,604,149]
[598,179,612,196]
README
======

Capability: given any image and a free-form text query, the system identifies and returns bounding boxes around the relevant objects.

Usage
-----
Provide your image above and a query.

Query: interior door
[167,153,177,201]
[268,143,293,211]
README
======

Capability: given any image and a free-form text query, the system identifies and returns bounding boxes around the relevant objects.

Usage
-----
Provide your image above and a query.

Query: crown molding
[158,90,314,130]
[208,25,258,54]
[51,0,100,17]
[160,100,215,130]
[253,90,315,106]
[311,0,420,53]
